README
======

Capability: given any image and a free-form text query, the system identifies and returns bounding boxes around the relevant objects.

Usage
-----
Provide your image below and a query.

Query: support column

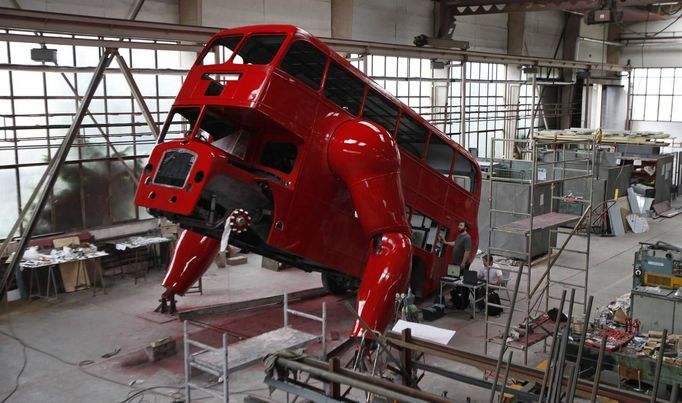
[507,12,525,56]
[560,13,581,129]
[331,0,353,40]
[179,0,202,26]
[606,24,623,66]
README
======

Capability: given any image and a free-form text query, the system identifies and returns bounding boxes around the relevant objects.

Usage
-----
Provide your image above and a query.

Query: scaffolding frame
[484,135,596,365]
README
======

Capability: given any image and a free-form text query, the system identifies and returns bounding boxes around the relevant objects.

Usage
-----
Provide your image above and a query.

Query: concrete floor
[2,211,682,402]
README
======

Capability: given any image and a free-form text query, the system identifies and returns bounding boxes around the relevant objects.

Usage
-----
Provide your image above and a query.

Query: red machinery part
[328,119,412,337]
[328,119,410,237]
[162,230,220,295]
[351,232,412,337]
[229,209,252,233]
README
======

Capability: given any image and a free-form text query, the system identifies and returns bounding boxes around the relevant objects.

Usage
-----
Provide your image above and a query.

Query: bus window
[160,107,200,142]
[194,108,250,160]
[260,142,298,174]
[426,135,454,175]
[452,152,477,192]
[323,62,364,115]
[396,115,428,159]
[434,226,449,257]
[232,34,286,65]
[279,41,327,90]
[200,35,242,65]
[410,209,438,252]
[362,89,399,134]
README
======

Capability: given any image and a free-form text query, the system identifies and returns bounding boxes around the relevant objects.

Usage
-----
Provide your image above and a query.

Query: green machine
[633,241,682,289]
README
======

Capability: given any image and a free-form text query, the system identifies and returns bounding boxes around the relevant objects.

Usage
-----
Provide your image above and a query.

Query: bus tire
[322,272,347,295]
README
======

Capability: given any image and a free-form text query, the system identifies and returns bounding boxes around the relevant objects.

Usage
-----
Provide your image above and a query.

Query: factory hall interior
[3,1,682,403]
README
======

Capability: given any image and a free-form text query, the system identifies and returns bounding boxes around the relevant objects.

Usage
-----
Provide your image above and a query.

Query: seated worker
[477,254,504,285]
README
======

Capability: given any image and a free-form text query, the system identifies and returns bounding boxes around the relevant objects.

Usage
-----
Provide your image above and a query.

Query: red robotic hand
[328,119,413,338]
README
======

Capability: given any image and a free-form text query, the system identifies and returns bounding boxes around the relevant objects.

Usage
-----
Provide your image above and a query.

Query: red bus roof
[205,24,479,169]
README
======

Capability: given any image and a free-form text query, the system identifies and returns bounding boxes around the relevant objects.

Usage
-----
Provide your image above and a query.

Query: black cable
[120,386,184,403]
[1,296,28,403]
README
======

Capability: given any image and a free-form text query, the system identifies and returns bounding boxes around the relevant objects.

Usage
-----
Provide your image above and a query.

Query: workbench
[566,338,682,392]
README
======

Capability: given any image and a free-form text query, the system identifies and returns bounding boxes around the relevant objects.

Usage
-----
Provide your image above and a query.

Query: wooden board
[53,236,89,292]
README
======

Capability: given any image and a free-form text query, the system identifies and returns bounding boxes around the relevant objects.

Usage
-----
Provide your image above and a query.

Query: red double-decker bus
[135,25,481,335]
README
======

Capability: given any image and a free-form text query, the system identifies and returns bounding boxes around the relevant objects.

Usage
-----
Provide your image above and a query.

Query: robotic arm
[328,119,413,338]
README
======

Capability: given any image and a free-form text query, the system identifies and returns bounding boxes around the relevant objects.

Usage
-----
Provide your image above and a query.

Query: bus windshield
[201,34,287,65]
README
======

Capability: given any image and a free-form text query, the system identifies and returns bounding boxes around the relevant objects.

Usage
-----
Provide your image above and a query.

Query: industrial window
[425,135,454,175]
[631,68,682,122]
[362,89,399,134]
[200,35,243,65]
[396,114,429,159]
[279,40,326,90]
[260,142,298,174]
[323,62,364,115]
[233,34,286,65]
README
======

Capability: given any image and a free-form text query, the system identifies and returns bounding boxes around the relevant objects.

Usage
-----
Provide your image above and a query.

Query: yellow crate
[644,272,682,289]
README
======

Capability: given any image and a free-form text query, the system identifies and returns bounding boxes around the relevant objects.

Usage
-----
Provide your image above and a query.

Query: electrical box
[31,47,58,63]
[586,9,623,24]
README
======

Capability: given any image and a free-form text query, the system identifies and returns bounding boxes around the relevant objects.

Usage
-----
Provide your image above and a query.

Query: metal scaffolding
[484,134,597,365]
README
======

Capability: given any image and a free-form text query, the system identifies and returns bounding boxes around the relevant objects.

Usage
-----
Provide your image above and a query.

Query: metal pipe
[460,57,467,149]
[538,289,567,403]
[321,302,327,360]
[651,329,668,403]
[383,332,651,402]
[126,0,146,20]
[183,320,191,403]
[589,333,608,403]
[222,330,229,400]
[498,350,514,403]
[488,264,525,403]
[567,295,594,402]
[275,357,445,403]
[0,63,188,75]
[550,288,575,403]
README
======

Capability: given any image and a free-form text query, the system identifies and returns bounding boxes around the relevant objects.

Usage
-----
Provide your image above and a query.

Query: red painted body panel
[162,230,220,294]
[134,25,481,334]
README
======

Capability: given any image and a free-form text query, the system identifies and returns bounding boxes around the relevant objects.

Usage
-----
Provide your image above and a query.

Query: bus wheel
[322,273,347,295]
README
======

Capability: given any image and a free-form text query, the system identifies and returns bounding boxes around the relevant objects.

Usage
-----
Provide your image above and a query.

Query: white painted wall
[201,0,332,37]
[525,11,565,58]
[352,0,432,46]
[1,0,179,23]
[450,14,508,53]
[620,15,682,67]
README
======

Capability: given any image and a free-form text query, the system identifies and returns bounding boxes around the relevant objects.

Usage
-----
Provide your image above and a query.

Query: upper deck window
[200,35,242,65]
[233,34,286,65]
[362,89,399,134]
[396,115,428,159]
[279,41,327,90]
[425,135,453,175]
[453,152,477,193]
[323,62,364,115]
[159,107,200,142]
